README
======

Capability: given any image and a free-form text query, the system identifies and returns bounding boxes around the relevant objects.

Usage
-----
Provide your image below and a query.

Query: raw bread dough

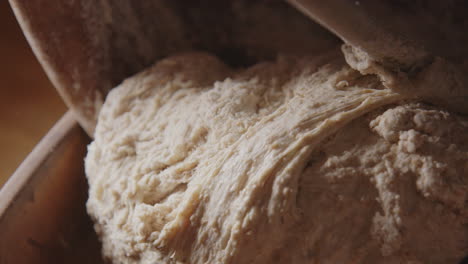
[86,51,468,263]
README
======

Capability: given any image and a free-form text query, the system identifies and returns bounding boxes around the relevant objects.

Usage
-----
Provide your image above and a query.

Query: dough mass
[85,51,468,263]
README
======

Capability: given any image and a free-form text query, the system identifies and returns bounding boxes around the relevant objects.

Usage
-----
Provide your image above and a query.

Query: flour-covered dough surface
[85,52,468,264]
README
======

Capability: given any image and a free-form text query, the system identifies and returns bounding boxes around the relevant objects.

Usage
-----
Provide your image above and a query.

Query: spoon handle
[287,0,427,66]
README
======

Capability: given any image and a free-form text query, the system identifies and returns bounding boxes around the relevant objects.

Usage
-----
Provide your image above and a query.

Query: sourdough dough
[85,51,468,263]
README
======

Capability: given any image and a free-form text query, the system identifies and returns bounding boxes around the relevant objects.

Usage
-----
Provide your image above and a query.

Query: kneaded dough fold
[86,51,468,264]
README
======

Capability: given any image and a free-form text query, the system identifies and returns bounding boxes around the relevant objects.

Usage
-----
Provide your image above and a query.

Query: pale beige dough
[85,51,468,264]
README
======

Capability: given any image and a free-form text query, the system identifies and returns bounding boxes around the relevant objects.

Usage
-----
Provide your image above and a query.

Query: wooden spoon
[287,0,468,114]
[286,0,428,67]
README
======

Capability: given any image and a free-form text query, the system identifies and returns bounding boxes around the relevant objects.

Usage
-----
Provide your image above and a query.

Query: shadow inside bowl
[0,112,105,264]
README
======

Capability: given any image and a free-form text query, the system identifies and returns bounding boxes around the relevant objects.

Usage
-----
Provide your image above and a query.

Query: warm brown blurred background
[0,2,67,187]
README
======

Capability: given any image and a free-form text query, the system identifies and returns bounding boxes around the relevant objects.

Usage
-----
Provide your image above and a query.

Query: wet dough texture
[86,52,468,264]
